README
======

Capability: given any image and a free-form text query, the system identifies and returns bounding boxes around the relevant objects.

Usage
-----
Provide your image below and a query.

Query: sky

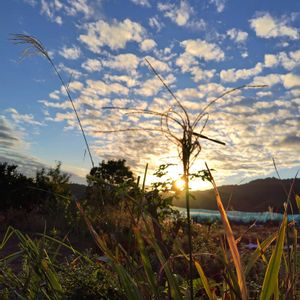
[0,0,299,189]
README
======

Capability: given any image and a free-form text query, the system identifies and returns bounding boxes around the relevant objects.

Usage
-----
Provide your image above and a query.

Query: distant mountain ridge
[173,177,300,212]
[69,178,300,213]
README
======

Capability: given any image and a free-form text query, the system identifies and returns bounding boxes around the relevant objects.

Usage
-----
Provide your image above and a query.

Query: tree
[0,163,36,211]
[35,162,72,215]
[86,159,135,208]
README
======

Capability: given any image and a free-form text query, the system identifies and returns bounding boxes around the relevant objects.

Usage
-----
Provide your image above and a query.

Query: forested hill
[69,178,300,212]
[173,178,300,213]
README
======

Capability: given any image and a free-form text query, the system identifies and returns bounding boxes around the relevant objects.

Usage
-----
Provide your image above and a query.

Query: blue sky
[0,0,299,189]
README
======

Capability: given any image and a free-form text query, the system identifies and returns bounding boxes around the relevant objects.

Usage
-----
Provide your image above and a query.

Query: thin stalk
[11,34,94,168]
[184,168,194,300]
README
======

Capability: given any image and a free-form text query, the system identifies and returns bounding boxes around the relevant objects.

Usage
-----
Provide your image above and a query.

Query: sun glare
[174,178,186,191]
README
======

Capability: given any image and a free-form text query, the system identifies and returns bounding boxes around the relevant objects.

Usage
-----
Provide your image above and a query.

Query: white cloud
[250,12,299,40]
[135,74,175,97]
[57,63,83,79]
[49,90,60,100]
[149,16,164,32]
[81,58,102,72]
[227,28,248,43]
[55,16,63,25]
[85,80,129,96]
[176,52,215,82]
[241,52,249,58]
[130,0,150,7]
[6,108,43,126]
[158,1,192,26]
[180,39,225,61]
[104,74,138,88]
[256,91,272,98]
[140,39,157,52]
[209,0,226,13]
[79,18,145,52]
[23,0,37,6]
[264,54,278,68]
[40,0,63,24]
[176,52,197,72]
[190,66,215,82]
[68,81,84,91]
[64,0,94,18]
[264,50,300,70]
[220,63,263,82]
[143,56,170,72]
[186,19,206,31]
[282,73,300,89]
[59,45,81,60]
[252,73,282,86]
[289,89,300,97]
[103,53,140,73]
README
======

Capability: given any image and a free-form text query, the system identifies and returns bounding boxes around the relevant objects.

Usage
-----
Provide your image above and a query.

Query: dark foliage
[0,163,36,211]
[86,159,135,208]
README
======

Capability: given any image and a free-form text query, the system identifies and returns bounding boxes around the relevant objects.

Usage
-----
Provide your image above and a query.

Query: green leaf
[245,232,277,276]
[259,213,287,300]
[134,228,161,300]
[195,261,215,300]
[295,194,300,213]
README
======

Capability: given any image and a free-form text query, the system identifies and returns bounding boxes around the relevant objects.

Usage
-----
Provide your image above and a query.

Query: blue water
[174,207,300,224]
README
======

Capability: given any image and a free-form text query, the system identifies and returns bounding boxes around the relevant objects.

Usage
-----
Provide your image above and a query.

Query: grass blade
[259,212,287,300]
[245,232,277,275]
[134,227,161,300]
[194,260,215,300]
[205,163,247,300]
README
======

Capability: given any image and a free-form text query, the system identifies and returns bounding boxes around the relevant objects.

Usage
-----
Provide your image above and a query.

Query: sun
[174,178,186,191]
[166,162,212,191]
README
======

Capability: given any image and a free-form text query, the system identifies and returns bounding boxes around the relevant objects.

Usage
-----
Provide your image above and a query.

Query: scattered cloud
[149,15,164,32]
[5,108,43,126]
[220,63,263,82]
[85,79,129,96]
[264,50,300,70]
[23,0,37,6]
[79,18,145,52]
[252,73,282,86]
[209,0,226,13]
[180,39,225,61]
[227,28,248,43]
[250,12,299,40]
[143,56,170,72]
[103,53,140,73]
[104,74,138,87]
[135,73,175,97]
[9,0,300,185]
[40,0,63,24]
[130,0,150,7]
[57,63,83,79]
[59,45,81,60]
[158,1,192,26]
[140,39,157,52]
[81,58,102,72]
[282,73,300,89]
[64,0,95,18]
[0,115,23,149]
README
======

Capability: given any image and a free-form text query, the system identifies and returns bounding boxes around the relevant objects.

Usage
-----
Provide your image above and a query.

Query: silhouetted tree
[35,162,73,218]
[86,159,135,208]
[0,163,36,211]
